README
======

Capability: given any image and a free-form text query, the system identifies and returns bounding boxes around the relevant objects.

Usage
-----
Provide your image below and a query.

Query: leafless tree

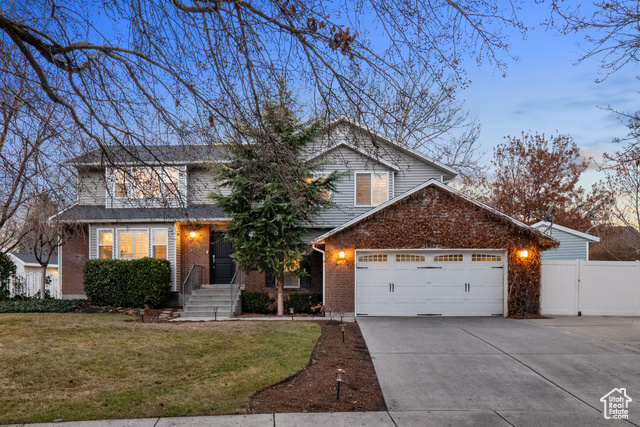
[1,0,529,162]
[0,55,78,252]
[593,148,640,259]
[21,192,77,298]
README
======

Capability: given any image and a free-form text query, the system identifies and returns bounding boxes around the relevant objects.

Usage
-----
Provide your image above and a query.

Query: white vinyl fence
[10,267,61,299]
[541,260,640,316]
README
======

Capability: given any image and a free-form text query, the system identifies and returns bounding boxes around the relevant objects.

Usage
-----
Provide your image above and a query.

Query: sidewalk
[4,412,396,427]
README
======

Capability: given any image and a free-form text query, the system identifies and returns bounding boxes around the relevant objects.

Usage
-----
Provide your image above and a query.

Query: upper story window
[355,172,388,206]
[112,167,180,199]
[304,173,332,203]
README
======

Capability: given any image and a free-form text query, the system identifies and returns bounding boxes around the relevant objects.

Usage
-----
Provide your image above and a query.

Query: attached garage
[355,250,506,317]
[314,180,556,318]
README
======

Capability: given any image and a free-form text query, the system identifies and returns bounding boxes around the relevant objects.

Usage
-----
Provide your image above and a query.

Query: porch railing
[229,268,242,316]
[182,264,204,308]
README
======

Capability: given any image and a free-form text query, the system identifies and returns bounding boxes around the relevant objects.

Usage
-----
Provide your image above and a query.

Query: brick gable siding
[323,186,554,316]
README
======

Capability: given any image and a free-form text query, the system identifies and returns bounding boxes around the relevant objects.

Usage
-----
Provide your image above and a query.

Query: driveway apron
[358,317,640,427]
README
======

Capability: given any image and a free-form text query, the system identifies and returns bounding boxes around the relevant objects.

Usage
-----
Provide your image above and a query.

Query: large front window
[356,172,388,206]
[118,230,149,259]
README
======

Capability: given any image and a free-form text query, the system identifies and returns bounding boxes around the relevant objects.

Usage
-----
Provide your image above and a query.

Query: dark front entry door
[210,231,235,284]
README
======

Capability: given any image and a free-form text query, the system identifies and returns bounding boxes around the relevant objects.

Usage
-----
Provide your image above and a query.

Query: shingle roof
[10,252,58,266]
[66,145,228,166]
[53,204,229,223]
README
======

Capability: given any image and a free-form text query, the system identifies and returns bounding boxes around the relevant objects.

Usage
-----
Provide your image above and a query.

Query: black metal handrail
[182,264,204,308]
[229,267,241,315]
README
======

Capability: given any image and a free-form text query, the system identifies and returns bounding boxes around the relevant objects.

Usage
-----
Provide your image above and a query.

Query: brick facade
[179,224,210,288]
[322,185,555,316]
[60,225,89,297]
[242,251,323,297]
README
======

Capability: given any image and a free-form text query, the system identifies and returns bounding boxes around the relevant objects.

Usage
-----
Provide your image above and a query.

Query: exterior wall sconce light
[189,231,198,239]
[518,250,529,258]
[339,250,345,259]
[335,368,345,400]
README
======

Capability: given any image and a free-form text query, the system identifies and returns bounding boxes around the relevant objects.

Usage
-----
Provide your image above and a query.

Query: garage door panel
[356,250,505,317]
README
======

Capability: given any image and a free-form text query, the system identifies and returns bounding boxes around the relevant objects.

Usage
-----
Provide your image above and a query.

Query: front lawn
[0,314,320,424]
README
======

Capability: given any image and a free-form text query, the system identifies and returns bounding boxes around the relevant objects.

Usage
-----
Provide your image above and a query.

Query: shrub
[241,291,322,315]
[284,293,323,314]
[0,253,16,301]
[83,258,171,308]
[241,291,275,315]
[0,298,86,313]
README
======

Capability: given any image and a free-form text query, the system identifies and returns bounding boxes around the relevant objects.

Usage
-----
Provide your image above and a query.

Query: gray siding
[537,227,590,260]
[77,168,106,205]
[89,223,178,290]
[187,166,229,204]
[311,145,394,227]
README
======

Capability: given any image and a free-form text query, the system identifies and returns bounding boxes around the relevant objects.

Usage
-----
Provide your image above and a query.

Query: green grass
[0,314,320,424]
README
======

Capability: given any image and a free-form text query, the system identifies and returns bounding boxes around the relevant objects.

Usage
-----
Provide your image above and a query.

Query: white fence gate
[541,260,640,316]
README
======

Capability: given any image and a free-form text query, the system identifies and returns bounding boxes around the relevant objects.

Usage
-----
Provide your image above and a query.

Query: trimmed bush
[84,258,171,308]
[241,291,275,315]
[241,291,323,315]
[284,293,323,314]
[0,298,86,313]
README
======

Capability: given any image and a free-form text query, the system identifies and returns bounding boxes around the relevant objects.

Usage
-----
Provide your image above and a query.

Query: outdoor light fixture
[339,312,344,323]
[339,323,346,343]
[518,250,529,258]
[290,307,294,320]
[339,250,345,259]
[214,306,218,321]
[328,306,333,321]
[335,368,345,400]
[189,231,197,239]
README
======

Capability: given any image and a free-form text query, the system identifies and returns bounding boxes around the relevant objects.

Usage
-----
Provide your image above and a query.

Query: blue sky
[461,3,638,188]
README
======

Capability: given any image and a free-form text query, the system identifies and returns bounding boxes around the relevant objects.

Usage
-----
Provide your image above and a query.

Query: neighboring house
[8,252,60,298]
[53,117,555,316]
[532,221,599,261]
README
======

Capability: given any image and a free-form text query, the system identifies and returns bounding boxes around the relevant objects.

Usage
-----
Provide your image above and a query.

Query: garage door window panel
[434,254,463,262]
[472,254,502,262]
[358,254,387,263]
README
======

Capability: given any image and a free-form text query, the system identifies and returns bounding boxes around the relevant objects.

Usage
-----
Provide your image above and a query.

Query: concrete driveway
[358,316,640,426]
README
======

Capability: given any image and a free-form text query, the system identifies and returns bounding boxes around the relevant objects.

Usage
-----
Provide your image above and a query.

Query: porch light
[518,250,529,258]
[189,231,198,239]
[335,368,345,400]
[339,250,345,259]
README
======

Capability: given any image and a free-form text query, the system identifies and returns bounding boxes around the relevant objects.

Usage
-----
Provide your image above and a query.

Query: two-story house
[54,117,554,317]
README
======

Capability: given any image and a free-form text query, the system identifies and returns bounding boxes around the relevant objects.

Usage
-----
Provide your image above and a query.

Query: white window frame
[111,167,179,200]
[283,271,301,289]
[97,228,114,259]
[354,171,389,207]
[116,229,149,259]
[151,228,168,259]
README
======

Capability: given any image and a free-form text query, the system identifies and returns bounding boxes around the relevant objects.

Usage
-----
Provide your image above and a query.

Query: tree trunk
[277,276,284,316]
[40,264,47,300]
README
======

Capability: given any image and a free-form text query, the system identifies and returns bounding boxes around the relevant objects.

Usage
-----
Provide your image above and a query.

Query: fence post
[576,260,581,316]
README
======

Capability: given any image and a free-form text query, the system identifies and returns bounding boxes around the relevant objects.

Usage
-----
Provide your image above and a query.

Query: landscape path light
[290,307,294,320]
[213,306,218,321]
[339,323,346,343]
[339,312,344,323]
[335,368,345,400]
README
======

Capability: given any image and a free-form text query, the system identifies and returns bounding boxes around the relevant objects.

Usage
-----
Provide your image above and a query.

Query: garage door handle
[392,283,395,292]
[389,283,392,292]
[417,266,442,269]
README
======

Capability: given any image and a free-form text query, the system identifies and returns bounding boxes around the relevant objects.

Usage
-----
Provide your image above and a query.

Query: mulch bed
[248,321,386,414]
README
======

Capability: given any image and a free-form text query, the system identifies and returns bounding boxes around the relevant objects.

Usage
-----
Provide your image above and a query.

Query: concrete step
[191,289,231,298]
[187,299,232,306]
[188,294,233,301]
[182,310,232,317]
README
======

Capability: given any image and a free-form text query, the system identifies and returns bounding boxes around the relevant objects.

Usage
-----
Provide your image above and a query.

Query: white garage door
[355,250,505,317]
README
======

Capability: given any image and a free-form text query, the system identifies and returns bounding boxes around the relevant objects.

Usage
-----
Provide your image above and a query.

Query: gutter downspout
[312,243,326,307]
